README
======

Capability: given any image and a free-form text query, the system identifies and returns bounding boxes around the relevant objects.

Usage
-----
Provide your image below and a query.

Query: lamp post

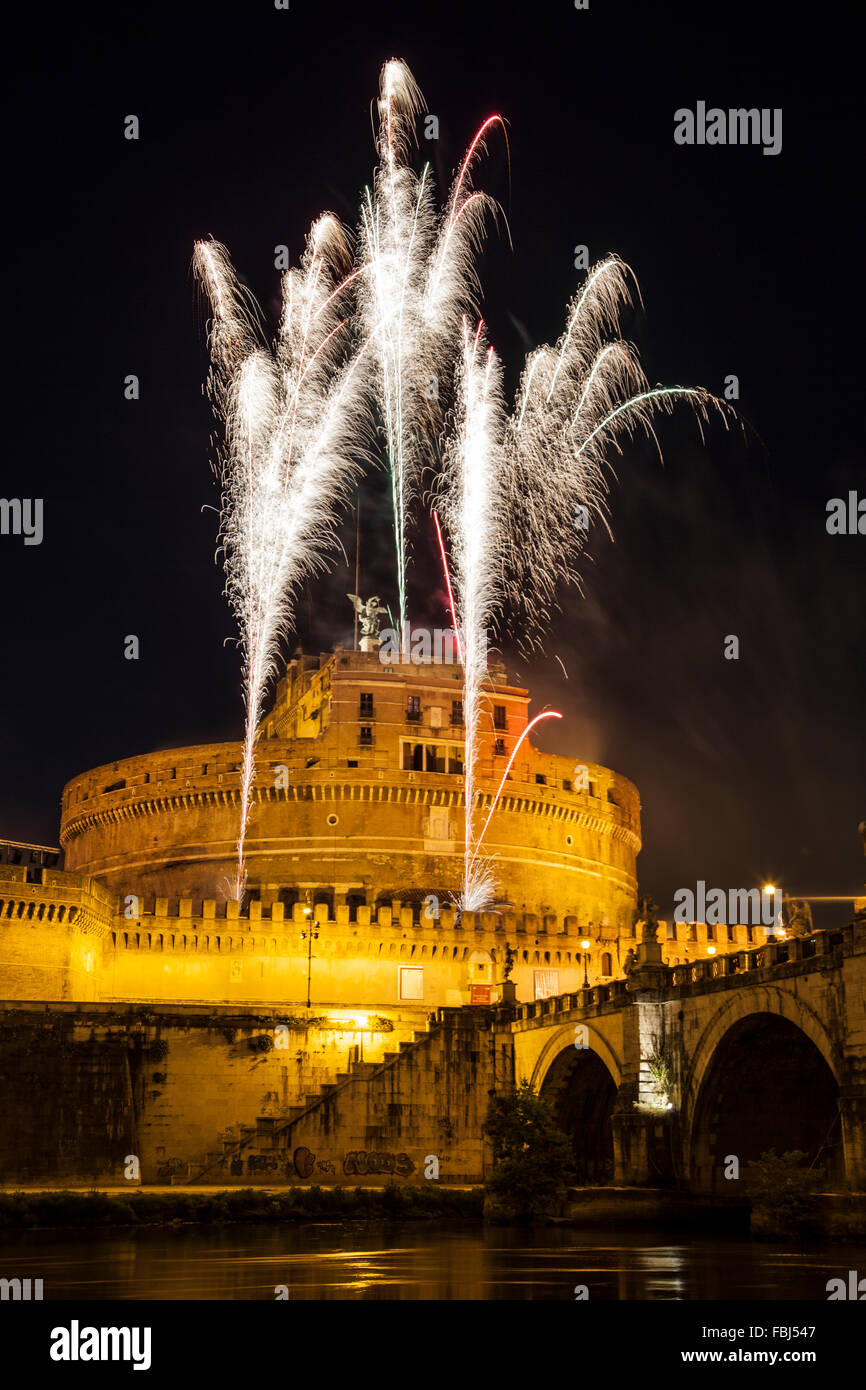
[300,891,318,1009]
[763,883,783,943]
[581,938,591,988]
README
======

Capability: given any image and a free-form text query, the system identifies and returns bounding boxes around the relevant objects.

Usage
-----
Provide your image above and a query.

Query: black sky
[2,0,863,923]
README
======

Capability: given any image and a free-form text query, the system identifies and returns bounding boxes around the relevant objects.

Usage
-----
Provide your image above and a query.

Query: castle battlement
[1,857,767,1008]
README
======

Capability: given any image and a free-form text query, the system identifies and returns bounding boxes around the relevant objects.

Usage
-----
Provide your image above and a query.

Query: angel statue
[348,594,384,651]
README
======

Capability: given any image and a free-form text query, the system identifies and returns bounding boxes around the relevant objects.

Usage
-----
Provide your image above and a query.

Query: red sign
[470,984,493,1005]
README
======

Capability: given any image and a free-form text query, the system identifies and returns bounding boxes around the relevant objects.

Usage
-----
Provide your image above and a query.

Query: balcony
[406,709,422,723]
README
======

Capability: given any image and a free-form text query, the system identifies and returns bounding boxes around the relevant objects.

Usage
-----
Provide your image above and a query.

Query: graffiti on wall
[218,1145,416,1180]
[343,1150,415,1177]
[292,1146,415,1179]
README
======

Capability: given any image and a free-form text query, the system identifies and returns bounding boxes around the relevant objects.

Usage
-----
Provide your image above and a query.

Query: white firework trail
[503,254,729,646]
[437,258,730,910]
[194,220,369,898]
[358,58,504,633]
[440,319,509,912]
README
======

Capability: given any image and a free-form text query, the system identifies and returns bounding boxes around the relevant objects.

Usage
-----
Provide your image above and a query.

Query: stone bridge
[510,921,866,1193]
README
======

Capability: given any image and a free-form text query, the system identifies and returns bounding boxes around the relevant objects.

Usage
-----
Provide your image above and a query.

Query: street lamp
[581,938,591,988]
[763,883,782,942]
[300,891,318,1009]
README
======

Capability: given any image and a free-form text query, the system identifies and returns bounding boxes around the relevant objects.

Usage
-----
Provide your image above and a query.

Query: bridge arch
[685,989,843,1194]
[527,1021,623,1093]
[525,1023,622,1185]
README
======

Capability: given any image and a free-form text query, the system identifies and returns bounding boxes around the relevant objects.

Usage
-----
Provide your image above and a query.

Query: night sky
[3,1,862,924]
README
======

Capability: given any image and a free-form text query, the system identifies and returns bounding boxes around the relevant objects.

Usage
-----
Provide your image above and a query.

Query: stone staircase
[180,1025,435,1185]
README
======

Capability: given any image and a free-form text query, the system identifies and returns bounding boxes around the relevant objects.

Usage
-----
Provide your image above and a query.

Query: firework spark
[357,58,504,631]
[439,318,510,911]
[194,220,369,897]
[437,259,728,910]
[504,255,728,646]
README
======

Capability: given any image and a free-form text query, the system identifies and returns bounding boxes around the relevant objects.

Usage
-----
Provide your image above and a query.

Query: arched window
[601,952,612,976]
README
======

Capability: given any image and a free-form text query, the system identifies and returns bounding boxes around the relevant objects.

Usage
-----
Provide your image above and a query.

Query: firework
[504,255,727,645]
[438,319,510,910]
[194,220,369,897]
[357,59,504,632]
[437,260,728,910]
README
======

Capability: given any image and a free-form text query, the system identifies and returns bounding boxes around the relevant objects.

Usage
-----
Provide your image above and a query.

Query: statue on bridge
[635,894,661,943]
[857,821,866,922]
[785,899,814,938]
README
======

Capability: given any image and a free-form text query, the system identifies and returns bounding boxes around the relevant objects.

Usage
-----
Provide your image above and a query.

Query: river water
[2,1222,863,1299]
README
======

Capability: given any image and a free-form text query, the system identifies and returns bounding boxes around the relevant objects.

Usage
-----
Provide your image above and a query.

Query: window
[563,778,572,791]
[493,705,507,730]
[347,760,358,768]
[494,738,506,756]
[359,727,373,746]
[601,952,613,976]
[402,739,463,774]
[359,692,374,716]
[452,699,463,725]
[426,743,445,772]
[535,773,546,785]
[534,969,559,1000]
[399,966,424,1001]
[403,742,424,771]
[406,695,421,722]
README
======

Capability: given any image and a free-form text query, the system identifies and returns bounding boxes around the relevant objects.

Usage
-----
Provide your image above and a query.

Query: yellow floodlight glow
[327,1012,371,1031]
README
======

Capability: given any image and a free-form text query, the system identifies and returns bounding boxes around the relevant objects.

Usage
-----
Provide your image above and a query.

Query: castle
[4,645,728,1014]
[4,647,835,1190]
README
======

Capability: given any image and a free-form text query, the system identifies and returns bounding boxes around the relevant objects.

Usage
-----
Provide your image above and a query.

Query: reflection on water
[0,1222,862,1300]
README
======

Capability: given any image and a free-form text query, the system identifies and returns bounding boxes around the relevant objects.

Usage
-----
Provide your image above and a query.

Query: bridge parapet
[512,923,863,1030]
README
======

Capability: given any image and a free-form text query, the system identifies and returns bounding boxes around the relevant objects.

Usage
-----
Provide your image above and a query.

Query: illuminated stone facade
[3,656,860,1191]
[2,651,737,1014]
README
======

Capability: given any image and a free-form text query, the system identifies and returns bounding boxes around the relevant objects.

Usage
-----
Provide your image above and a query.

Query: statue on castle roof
[348,594,384,641]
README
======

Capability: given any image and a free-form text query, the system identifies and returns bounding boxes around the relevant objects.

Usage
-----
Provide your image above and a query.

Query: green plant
[744,1149,825,1237]
[483,1080,575,1221]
